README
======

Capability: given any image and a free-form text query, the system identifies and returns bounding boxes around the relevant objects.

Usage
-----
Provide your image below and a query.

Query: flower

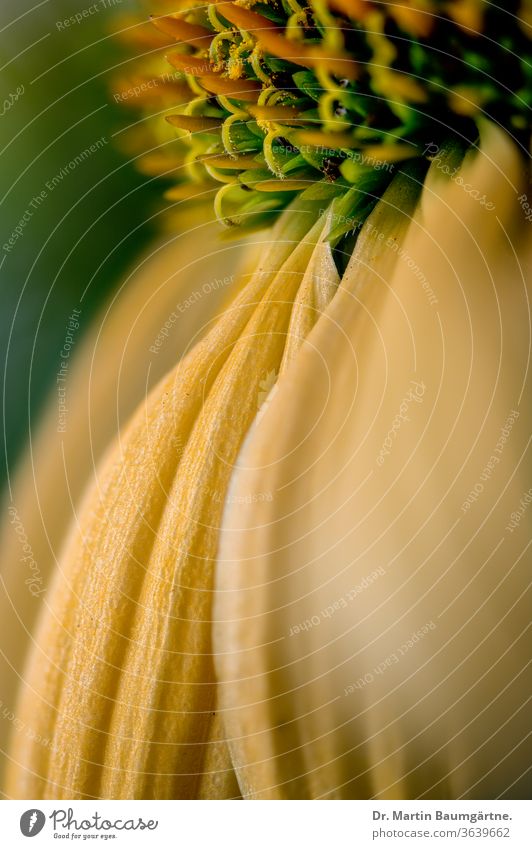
[2,1,531,800]
[215,124,532,799]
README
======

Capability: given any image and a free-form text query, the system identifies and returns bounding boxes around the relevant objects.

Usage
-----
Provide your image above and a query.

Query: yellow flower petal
[215,126,531,799]
[6,201,340,799]
[0,224,249,791]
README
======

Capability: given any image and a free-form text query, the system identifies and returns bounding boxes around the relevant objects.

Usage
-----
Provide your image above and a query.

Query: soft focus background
[0,2,251,793]
[0,0,162,488]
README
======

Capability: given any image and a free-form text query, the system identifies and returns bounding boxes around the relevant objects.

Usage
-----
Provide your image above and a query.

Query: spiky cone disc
[120,1,532,239]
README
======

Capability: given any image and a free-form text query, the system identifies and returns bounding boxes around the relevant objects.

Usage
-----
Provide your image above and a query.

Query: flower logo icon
[20,810,45,837]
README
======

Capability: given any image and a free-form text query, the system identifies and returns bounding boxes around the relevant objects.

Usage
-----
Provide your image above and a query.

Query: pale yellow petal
[215,126,531,800]
[0,222,251,792]
[6,201,339,799]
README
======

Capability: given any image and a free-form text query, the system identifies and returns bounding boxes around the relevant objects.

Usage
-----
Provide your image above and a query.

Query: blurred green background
[0,0,162,488]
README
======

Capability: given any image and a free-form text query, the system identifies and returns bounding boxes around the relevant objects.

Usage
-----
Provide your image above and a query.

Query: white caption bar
[1,799,529,848]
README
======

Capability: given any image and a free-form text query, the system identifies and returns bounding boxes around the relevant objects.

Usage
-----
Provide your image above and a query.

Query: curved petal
[6,200,340,799]
[0,222,250,789]
[215,126,532,799]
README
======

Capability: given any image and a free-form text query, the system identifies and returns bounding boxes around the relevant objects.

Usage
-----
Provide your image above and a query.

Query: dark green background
[0,0,163,489]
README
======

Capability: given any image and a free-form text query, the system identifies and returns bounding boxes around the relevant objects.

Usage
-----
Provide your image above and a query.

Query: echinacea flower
[2,0,531,800]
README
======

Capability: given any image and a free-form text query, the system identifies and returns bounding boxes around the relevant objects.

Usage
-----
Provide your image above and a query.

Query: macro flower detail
[6,206,340,799]
[145,0,532,234]
[2,0,531,802]
[215,125,532,799]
